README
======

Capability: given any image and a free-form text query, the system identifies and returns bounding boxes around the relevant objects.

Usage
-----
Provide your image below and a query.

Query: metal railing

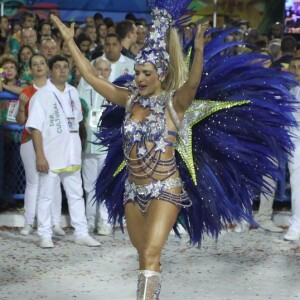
[0,91,25,200]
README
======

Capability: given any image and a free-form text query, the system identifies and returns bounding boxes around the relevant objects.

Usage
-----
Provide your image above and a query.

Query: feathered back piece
[96,28,297,244]
[135,0,192,76]
[175,28,298,243]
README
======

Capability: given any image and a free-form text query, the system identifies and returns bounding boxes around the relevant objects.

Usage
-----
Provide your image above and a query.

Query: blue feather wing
[95,30,297,245]
[177,30,297,244]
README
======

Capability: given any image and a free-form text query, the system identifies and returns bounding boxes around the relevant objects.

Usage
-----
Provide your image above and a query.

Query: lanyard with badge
[88,89,109,153]
[6,100,19,122]
[53,91,78,133]
[89,89,104,128]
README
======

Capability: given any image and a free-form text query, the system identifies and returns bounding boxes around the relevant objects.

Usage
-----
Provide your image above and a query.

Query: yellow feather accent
[113,160,126,177]
[175,100,250,185]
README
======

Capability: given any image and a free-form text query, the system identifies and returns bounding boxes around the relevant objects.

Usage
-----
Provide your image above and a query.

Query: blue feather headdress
[135,0,192,77]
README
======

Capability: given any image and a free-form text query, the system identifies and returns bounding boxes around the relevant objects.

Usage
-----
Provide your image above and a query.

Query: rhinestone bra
[122,91,177,180]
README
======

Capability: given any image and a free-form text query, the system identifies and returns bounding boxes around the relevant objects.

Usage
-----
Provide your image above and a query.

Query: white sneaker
[170,224,188,236]
[52,225,66,236]
[283,229,300,241]
[75,235,101,247]
[97,224,113,236]
[40,237,54,248]
[88,224,95,234]
[257,219,283,233]
[233,220,250,233]
[20,224,33,236]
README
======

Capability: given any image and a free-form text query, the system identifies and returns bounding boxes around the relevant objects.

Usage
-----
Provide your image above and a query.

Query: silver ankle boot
[137,270,161,300]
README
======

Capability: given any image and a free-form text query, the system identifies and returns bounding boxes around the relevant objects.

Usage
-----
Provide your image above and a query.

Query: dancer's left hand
[194,22,209,52]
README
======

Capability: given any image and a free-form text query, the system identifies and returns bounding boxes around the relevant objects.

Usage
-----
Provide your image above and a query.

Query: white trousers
[20,141,62,226]
[82,153,109,227]
[256,175,277,221]
[288,142,300,231]
[37,170,88,238]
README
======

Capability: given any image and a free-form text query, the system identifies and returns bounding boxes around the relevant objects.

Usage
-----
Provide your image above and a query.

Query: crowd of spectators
[0,11,299,91]
[1,10,300,243]
[0,11,148,90]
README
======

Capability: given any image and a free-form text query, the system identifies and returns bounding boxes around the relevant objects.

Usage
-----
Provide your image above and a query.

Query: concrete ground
[0,211,300,300]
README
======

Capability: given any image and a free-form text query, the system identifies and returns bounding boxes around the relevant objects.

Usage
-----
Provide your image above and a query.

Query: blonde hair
[162,27,187,91]
[0,54,18,69]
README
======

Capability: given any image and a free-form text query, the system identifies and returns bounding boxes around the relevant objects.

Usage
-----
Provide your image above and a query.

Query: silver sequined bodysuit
[122,91,192,212]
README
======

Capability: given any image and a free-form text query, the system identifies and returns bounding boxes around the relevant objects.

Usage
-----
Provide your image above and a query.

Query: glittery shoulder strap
[167,90,181,129]
[125,90,139,112]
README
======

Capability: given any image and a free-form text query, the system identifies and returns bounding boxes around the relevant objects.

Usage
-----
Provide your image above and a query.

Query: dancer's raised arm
[50,15,129,107]
[174,23,208,114]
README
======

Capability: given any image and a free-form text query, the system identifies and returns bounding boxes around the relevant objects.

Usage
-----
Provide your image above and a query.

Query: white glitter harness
[122,91,192,212]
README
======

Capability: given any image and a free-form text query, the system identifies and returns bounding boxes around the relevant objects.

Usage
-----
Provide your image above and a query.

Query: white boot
[137,270,161,300]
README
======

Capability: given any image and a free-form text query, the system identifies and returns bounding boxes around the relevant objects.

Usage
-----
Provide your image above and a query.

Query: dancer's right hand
[50,14,75,42]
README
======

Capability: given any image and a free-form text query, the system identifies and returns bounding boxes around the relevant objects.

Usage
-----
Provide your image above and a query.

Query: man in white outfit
[284,57,300,241]
[17,54,64,236]
[26,55,100,248]
[102,32,135,81]
[77,34,134,235]
[77,32,135,91]
[79,57,112,235]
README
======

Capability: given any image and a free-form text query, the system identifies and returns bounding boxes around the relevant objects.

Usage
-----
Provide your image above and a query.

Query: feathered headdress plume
[135,0,192,76]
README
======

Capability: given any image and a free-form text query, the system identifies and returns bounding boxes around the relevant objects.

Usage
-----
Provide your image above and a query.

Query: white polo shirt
[26,79,83,170]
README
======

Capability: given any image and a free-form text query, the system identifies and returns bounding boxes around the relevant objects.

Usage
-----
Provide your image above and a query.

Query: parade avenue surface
[1,219,300,300]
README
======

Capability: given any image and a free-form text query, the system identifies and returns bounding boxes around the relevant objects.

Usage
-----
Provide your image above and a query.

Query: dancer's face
[134,62,162,96]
